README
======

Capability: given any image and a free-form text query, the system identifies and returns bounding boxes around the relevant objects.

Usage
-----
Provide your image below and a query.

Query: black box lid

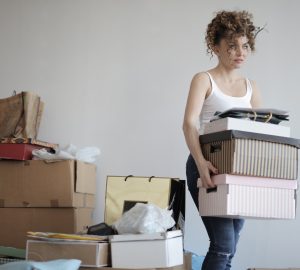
[199,130,300,148]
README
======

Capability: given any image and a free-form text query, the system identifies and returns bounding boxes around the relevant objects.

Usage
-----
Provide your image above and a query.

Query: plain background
[0,1,299,269]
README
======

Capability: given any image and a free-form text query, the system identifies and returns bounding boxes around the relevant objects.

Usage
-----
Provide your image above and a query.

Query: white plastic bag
[113,203,175,234]
[32,144,100,164]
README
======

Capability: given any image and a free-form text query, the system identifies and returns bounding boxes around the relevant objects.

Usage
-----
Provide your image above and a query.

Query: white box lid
[197,174,297,189]
[109,230,182,243]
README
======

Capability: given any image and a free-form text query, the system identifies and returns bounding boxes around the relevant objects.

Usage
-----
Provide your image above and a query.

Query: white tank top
[199,72,253,134]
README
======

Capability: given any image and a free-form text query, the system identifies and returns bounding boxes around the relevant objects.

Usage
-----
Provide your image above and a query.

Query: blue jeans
[186,154,245,270]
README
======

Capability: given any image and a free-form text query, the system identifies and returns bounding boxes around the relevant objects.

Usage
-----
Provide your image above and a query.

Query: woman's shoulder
[191,71,211,85]
[246,78,259,92]
[189,71,212,98]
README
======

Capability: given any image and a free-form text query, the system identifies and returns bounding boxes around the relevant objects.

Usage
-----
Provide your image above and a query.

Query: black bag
[212,107,289,124]
[87,222,117,236]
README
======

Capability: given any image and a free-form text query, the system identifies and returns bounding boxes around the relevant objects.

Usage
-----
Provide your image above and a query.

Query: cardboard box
[109,230,183,269]
[0,160,96,207]
[203,117,291,137]
[198,174,297,219]
[0,207,93,248]
[200,130,300,179]
[26,240,109,267]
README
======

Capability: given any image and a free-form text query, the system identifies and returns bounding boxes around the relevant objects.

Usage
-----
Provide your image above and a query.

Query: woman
[182,10,262,270]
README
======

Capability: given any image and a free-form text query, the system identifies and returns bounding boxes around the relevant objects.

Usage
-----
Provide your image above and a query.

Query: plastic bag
[32,144,100,164]
[113,203,175,234]
[0,259,81,270]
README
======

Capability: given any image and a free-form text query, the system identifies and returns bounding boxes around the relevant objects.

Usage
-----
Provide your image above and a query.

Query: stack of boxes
[197,113,300,219]
[0,158,96,249]
[0,92,96,249]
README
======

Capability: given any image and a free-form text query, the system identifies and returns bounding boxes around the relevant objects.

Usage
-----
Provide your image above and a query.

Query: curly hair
[205,10,257,56]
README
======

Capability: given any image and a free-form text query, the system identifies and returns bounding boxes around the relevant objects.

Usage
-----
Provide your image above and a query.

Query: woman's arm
[182,73,218,188]
[250,80,262,108]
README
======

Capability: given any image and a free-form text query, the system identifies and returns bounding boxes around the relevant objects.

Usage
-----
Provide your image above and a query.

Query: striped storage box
[200,130,300,179]
[198,174,297,219]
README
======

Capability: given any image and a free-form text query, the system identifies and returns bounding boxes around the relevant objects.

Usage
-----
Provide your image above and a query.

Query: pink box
[198,174,297,219]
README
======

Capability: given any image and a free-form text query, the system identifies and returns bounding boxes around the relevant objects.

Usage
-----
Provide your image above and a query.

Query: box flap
[197,174,297,190]
[200,130,300,148]
[75,161,96,194]
[109,230,182,242]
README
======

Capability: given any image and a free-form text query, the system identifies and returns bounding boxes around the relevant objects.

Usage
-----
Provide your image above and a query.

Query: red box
[0,138,56,160]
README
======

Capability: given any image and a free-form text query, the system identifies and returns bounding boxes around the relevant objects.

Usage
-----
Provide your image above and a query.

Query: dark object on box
[104,175,185,229]
[0,138,57,160]
[212,107,289,124]
[200,130,300,179]
[87,222,117,236]
[0,91,44,139]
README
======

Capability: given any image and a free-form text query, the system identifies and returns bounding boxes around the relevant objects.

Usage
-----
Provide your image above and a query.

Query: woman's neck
[209,65,241,82]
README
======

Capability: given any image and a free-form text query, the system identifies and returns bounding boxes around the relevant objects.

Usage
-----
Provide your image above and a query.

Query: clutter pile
[0,92,97,266]
[0,92,186,269]
[198,107,300,219]
[23,175,186,269]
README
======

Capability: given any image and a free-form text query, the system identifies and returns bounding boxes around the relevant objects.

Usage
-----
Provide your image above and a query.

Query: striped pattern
[199,185,296,219]
[201,138,298,179]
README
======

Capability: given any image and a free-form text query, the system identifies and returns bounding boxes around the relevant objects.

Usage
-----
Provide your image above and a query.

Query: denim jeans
[186,154,245,270]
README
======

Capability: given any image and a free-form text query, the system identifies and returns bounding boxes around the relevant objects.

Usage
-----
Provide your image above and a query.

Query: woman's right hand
[198,160,218,188]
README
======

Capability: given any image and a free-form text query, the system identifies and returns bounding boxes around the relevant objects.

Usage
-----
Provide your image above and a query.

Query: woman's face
[214,35,250,69]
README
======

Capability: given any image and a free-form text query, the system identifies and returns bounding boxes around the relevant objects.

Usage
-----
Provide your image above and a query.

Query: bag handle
[124,175,156,182]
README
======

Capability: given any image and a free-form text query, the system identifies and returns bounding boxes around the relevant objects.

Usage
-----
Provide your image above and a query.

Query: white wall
[0,0,299,269]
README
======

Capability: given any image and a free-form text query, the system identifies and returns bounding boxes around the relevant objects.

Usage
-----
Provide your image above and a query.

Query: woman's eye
[243,44,249,49]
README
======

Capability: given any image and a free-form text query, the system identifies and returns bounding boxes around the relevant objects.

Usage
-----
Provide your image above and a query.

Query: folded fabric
[0,259,81,270]
[211,107,289,124]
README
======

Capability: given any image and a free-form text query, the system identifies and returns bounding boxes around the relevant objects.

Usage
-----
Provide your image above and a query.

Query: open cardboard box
[27,240,109,267]
[0,160,96,207]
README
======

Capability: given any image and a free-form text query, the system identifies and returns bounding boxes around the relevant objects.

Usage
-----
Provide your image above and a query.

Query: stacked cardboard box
[198,117,300,219]
[0,159,96,248]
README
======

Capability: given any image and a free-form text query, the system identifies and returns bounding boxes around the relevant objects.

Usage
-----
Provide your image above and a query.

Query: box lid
[199,130,300,148]
[109,230,182,243]
[197,174,298,189]
[0,137,58,149]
